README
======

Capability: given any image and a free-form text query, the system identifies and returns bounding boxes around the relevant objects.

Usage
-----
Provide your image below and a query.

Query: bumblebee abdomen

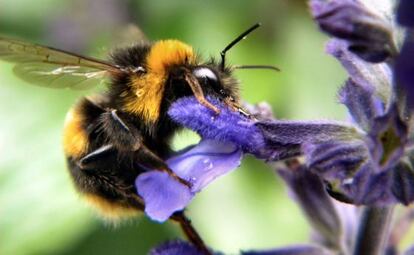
[62,106,89,159]
[62,95,110,159]
[63,95,146,219]
[83,193,142,220]
[66,156,143,220]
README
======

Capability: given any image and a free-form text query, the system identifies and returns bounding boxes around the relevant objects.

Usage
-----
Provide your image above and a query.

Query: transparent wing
[111,23,149,49]
[0,37,122,90]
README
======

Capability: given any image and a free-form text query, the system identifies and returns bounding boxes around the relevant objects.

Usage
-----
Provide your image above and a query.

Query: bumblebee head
[159,23,279,111]
[112,23,277,121]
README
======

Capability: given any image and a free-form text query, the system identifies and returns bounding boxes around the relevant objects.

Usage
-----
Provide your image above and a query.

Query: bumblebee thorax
[146,40,196,74]
[124,40,197,122]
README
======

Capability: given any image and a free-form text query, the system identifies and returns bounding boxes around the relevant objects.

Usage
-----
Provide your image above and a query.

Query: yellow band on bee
[84,193,141,220]
[62,108,89,158]
[126,40,196,121]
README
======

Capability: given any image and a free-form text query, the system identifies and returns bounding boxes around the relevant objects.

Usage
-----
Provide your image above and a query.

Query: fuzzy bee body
[0,24,276,254]
[61,89,184,218]
[0,23,274,220]
[63,95,146,218]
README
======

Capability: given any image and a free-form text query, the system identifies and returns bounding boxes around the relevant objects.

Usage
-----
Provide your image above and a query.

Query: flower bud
[311,0,394,63]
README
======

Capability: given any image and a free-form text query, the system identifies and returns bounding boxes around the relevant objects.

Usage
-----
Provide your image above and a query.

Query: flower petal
[362,104,408,174]
[360,170,394,204]
[339,79,383,131]
[136,171,193,222]
[167,139,242,193]
[136,140,242,222]
[311,0,394,63]
[303,139,396,205]
[326,39,392,108]
[303,140,371,203]
[256,120,361,161]
[168,96,265,156]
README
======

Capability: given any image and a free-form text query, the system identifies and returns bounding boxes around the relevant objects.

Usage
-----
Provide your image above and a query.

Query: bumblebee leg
[78,144,116,169]
[100,109,142,151]
[171,211,212,255]
[136,144,192,188]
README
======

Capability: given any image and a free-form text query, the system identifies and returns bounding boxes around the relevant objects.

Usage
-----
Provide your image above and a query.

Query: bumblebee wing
[111,23,149,48]
[0,37,122,90]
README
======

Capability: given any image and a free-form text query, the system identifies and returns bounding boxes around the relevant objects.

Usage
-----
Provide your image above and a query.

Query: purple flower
[257,120,360,161]
[281,37,414,206]
[310,0,395,63]
[168,96,265,156]
[170,96,361,161]
[165,86,409,206]
[326,39,392,107]
[136,139,242,222]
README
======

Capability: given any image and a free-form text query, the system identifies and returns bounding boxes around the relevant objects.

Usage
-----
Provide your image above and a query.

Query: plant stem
[171,211,212,255]
[353,206,394,255]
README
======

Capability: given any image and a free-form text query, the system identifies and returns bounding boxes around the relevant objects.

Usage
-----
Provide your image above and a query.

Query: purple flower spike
[136,139,242,222]
[311,0,394,63]
[169,96,361,162]
[303,140,374,204]
[150,240,206,255]
[368,105,408,169]
[339,79,383,131]
[326,39,392,107]
[301,102,409,205]
[168,96,265,156]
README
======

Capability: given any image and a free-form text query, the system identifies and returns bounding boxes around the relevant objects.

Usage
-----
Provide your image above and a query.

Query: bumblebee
[0,23,277,253]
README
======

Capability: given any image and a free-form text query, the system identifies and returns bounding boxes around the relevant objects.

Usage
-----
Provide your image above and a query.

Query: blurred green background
[0,0,350,254]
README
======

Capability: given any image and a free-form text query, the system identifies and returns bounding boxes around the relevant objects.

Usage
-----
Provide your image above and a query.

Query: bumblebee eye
[193,67,217,81]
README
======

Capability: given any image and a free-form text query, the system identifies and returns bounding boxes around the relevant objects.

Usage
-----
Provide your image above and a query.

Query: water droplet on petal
[202,158,213,170]
[343,178,354,185]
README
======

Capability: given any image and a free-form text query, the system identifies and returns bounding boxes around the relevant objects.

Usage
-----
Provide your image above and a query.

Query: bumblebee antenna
[220,23,261,71]
[234,64,280,72]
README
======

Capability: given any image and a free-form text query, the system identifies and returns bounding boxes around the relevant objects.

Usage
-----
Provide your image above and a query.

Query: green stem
[353,206,394,255]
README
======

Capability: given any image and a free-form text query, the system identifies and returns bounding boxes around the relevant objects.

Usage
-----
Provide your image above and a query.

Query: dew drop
[343,178,354,185]
[202,158,213,170]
